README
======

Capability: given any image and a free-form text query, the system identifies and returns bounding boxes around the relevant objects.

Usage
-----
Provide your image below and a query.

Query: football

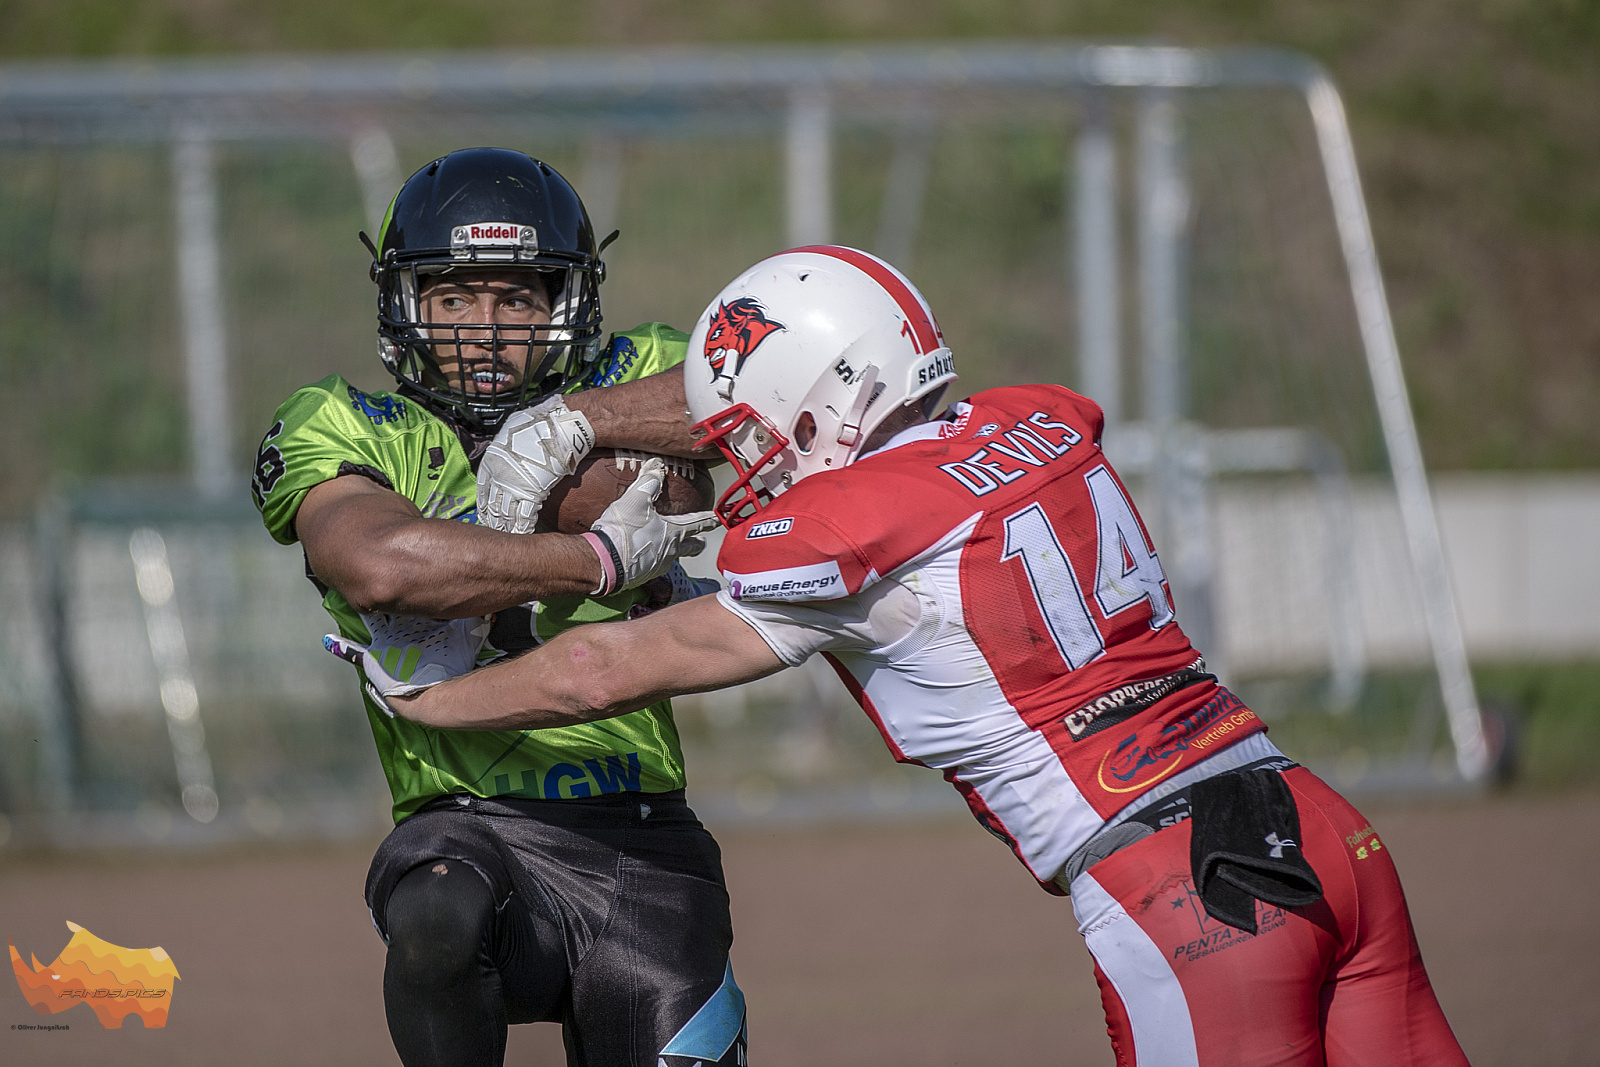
[537,448,715,534]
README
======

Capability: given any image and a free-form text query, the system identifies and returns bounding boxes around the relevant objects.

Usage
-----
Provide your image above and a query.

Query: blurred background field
[0,3,1596,1062]
[0,30,1595,837]
[0,0,1596,494]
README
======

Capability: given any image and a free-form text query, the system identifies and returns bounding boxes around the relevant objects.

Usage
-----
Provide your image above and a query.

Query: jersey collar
[857,402,972,462]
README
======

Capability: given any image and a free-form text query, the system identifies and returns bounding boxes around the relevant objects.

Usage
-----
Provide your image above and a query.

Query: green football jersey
[252,324,694,822]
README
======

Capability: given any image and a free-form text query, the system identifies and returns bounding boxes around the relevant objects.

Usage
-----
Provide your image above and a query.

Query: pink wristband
[581,531,620,596]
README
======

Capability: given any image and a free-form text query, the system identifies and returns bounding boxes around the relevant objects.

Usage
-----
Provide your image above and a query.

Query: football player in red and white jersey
[388,246,1469,1066]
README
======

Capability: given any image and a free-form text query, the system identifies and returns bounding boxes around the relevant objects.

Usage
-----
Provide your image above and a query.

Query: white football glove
[324,613,493,717]
[582,457,720,595]
[477,396,596,534]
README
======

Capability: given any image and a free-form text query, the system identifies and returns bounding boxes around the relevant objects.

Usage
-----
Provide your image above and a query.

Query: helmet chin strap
[830,362,881,470]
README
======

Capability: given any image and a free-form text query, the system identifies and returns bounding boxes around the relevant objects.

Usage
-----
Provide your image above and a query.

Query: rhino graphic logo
[10,922,180,1029]
[704,298,784,385]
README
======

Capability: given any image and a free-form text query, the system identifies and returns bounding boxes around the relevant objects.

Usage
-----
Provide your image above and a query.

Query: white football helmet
[685,246,957,527]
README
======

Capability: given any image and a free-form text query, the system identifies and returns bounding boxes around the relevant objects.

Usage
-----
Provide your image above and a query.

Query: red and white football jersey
[716,384,1267,889]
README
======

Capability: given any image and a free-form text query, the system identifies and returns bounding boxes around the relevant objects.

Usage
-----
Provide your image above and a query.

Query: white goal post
[0,43,1491,840]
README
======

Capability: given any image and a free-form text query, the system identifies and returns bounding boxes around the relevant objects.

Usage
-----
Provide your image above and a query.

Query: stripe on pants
[1071,870,1199,1067]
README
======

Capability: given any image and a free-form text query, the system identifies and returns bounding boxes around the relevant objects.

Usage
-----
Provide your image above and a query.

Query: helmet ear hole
[794,410,817,454]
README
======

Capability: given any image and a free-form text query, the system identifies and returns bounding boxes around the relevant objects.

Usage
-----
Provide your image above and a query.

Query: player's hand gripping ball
[586,457,720,592]
[539,449,714,533]
[477,395,714,535]
[476,397,598,534]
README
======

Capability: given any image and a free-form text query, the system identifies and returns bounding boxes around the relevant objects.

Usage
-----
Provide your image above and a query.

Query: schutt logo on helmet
[704,298,784,384]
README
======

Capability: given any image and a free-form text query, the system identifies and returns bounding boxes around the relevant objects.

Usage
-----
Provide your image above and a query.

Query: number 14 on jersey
[999,464,1175,672]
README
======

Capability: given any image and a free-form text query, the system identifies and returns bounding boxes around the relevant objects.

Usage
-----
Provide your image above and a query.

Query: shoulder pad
[580,323,688,389]
[253,375,437,545]
[717,506,870,603]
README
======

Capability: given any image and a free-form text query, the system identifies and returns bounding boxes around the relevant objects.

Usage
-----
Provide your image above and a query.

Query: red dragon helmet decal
[704,297,784,384]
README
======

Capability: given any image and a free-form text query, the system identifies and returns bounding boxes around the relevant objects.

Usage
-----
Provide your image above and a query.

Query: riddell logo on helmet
[451,222,536,248]
[704,298,785,384]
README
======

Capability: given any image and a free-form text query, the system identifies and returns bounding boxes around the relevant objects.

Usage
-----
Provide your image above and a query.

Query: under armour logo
[1265,832,1296,859]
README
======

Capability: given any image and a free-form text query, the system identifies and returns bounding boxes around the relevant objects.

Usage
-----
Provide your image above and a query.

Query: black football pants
[368,791,748,1067]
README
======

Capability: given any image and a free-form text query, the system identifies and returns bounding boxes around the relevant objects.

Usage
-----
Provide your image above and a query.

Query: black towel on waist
[1188,768,1323,934]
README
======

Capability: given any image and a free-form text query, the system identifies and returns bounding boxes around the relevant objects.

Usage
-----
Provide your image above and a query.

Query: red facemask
[690,404,791,529]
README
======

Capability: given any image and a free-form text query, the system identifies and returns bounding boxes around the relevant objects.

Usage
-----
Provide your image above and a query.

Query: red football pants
[1066,767,1468,1066]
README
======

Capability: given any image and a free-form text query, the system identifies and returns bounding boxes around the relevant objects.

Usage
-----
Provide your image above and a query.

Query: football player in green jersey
[251,149,746,1067]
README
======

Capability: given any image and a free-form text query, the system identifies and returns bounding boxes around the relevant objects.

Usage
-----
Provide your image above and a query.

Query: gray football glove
[582,457,720,595]
[661,561,722,603]
[634,563,723,616]
[324,612,493,716]
[477,396,596,534]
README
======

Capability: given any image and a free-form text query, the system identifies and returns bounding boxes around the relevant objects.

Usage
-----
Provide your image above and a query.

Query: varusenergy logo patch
[10,922,180,1029]
[724,560,843,602]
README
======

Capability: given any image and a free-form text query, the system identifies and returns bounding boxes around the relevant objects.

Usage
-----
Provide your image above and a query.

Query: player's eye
[505,292,549,314]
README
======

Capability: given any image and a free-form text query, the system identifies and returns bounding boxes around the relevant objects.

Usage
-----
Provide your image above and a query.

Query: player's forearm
[566,366,700,457]
[393,629,631,729]
[394,597,788,730]
[301,476,606,616]
[353,520,603,617]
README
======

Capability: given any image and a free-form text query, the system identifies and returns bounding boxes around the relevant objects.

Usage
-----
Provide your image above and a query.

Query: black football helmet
[370,148,606,434]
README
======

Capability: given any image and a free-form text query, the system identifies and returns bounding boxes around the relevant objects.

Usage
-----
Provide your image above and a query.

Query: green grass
[0,93,1420,513]
[1475,661,1600,791]
[1236,661,1600,792]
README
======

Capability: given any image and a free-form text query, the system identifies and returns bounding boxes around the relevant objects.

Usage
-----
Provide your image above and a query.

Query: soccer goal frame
[4,42,1490,820]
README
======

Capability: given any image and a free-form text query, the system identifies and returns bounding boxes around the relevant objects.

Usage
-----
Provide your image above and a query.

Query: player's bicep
[716,576,922,666]
[716,590,865,665]
[567,365,700,458]
[297,475,422,596]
